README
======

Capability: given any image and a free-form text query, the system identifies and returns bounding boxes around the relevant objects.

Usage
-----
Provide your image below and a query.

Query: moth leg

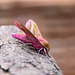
[38,47,44,54]
[44,48,48,56]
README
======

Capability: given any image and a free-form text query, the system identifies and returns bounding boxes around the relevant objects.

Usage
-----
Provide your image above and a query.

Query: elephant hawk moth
[11,19,50,55]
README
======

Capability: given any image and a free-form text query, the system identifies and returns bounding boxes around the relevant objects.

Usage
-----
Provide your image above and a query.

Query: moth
[11,19,50,56]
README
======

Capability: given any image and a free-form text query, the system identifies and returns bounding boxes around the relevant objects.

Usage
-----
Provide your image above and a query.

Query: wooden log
[0,25,63,75]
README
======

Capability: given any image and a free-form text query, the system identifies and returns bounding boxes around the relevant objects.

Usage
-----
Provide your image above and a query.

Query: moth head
[35,36,50,52]
[44,42,50,52]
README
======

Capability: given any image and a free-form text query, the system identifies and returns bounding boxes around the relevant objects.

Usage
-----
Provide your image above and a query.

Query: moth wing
[25,19,42,37]
[11,33,33,43]
[25,19,50,50]
[14,20,44,47]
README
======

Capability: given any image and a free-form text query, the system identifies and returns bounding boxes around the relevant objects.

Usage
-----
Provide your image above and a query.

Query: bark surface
[0,26,63,75]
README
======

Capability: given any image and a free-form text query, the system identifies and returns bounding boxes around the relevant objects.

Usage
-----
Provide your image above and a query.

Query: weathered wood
[0,25,63,75]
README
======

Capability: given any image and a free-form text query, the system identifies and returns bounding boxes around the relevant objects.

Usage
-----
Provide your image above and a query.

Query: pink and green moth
[11,19,50,55]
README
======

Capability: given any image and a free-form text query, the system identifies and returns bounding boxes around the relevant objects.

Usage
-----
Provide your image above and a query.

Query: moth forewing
[14,20,45,48]
[25,19,42,37]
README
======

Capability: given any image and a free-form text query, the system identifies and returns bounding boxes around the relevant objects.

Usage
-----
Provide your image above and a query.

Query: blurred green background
[0,0,75,75]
